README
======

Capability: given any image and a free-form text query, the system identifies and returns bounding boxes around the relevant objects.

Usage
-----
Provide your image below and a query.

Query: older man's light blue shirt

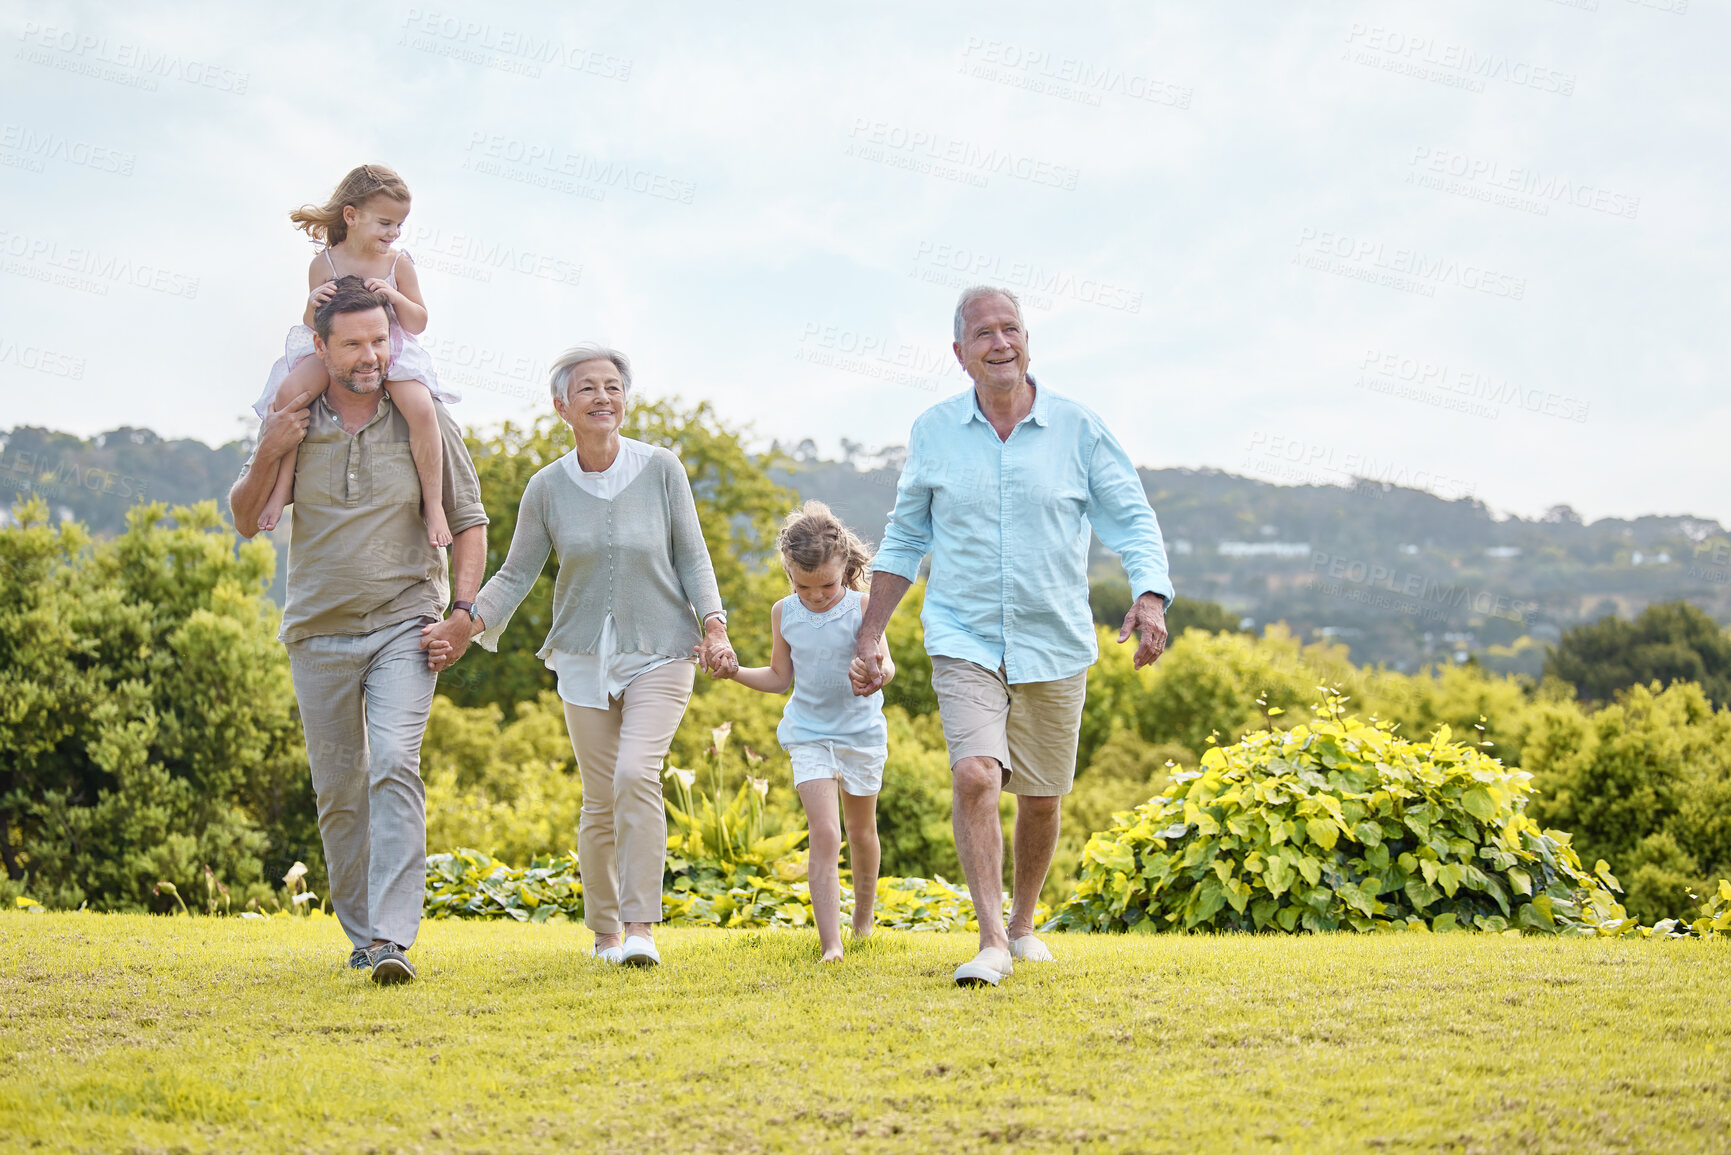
[874,381,1174,684]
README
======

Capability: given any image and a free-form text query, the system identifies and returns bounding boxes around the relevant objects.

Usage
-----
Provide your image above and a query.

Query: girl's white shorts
[786,741,887,797]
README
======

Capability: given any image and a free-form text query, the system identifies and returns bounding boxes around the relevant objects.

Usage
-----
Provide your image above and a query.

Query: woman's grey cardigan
[473,448,724,661]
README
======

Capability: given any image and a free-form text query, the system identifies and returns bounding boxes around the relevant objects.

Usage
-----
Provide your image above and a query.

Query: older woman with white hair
[464,344,737,966]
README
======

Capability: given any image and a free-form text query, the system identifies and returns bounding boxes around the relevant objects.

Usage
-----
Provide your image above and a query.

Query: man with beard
[229,275,488,984]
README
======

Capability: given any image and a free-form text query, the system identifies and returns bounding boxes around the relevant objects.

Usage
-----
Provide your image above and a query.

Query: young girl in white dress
[252,164,458,545]
[722,502,894,962]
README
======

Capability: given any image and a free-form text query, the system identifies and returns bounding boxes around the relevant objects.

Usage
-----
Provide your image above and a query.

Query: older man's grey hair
[952,285,1024,344]
[549,343,633,404]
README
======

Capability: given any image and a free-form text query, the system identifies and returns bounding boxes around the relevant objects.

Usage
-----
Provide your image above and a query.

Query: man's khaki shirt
[239,394,488,643]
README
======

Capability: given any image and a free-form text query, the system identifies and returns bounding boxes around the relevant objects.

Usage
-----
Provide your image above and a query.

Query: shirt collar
[963,375,1047,427]
[318,390,393,434]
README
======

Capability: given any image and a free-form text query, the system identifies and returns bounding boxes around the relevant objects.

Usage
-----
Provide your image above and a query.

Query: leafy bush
[1524,682,1731,921]
[1047,695,1630,935]
[422,691,586,866]
[423,848,1021,932]
[0,498,316,911]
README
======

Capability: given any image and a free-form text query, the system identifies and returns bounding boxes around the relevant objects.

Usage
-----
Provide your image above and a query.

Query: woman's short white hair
[953,285,1024,343]
[549,344,633,404]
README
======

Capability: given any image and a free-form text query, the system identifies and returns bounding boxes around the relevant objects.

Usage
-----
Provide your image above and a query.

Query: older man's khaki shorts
[930,656,1088,797]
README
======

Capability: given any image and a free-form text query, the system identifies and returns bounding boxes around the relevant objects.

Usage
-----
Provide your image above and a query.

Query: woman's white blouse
[546,438,686,708]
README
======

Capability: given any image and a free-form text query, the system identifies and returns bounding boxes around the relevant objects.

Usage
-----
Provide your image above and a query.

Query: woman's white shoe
[620,935,661,967]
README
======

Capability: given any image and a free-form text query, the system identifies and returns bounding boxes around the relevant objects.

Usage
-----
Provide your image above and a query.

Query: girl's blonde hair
[777,501,872,591]
[289,164,412,247]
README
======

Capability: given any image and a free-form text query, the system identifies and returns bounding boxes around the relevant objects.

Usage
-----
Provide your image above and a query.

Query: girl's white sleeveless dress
[252,248,458,418]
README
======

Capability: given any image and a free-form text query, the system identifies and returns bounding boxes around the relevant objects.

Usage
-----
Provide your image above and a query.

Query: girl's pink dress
[252,248,458,418]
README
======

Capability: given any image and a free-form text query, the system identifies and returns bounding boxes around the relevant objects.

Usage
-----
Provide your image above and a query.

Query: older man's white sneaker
[953,946,1013,987]
[1009,934,1054,962]
[593,943,624,965]
[620,935,661,967]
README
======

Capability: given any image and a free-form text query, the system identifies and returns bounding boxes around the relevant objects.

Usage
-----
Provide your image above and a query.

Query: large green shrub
[1524,682,1731,922]
[0,498,316,911]
[1047,696,1629,935]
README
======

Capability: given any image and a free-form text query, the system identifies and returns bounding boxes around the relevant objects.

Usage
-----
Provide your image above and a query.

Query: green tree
[0,497,316,910]
[1524,682,1731,921]
[445,399,796,711]
[1545,600,1731,709]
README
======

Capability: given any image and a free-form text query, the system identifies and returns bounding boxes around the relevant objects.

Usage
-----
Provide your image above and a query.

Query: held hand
[698,619,738,678]
[1118,592,1170,670]
[308,280,338,309]
[850,636,886,695]
[420,615,473,673]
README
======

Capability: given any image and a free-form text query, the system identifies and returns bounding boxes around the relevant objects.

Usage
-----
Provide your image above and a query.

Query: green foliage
[876,706,960,881]
[1089,578,1244,638]
[423,847,1013,932]
[444,399,796,710]
[0,497,316,911]
[1546,600,1731,708]
[1524,681,1731,921]
[879,580,936,717]
[1043,731,1193,907]
[422,692,586,866]
[1048,694,1632,935]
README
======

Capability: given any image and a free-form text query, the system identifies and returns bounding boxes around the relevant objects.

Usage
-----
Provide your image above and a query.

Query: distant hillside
[779,454,1730,673]
[6,425,1725,673]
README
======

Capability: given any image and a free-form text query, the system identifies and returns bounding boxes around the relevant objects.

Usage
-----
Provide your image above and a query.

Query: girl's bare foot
[851,919,874,940]
[819,947,844,963]
[258,503,284,531]
[425,503,452,548]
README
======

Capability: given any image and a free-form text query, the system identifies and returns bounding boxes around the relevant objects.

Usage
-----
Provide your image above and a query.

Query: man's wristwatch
[451,600,476,618]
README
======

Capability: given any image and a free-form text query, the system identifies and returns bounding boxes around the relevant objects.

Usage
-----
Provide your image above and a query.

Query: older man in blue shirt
[853,285,1174,987]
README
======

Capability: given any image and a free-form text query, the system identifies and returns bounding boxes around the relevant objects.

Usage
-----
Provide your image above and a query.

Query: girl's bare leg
[798,779,844,962]
[258,356,329,531]
[386,379,451,547]
[841,790,881,939]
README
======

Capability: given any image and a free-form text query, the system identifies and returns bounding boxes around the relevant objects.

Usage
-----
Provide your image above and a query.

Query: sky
[1,0,1725,525]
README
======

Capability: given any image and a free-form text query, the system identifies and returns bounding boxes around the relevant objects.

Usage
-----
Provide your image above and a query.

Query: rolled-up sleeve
[872,423,935,581]
[1087,427,1174,606]
[437,403,489,537]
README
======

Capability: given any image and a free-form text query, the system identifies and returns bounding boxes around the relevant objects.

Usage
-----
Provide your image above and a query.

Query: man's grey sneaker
[346,947,371,970]
[368,943,416,985]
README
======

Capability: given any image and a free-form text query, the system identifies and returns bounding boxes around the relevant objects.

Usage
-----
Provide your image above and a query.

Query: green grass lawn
[1,915,1726,1154]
